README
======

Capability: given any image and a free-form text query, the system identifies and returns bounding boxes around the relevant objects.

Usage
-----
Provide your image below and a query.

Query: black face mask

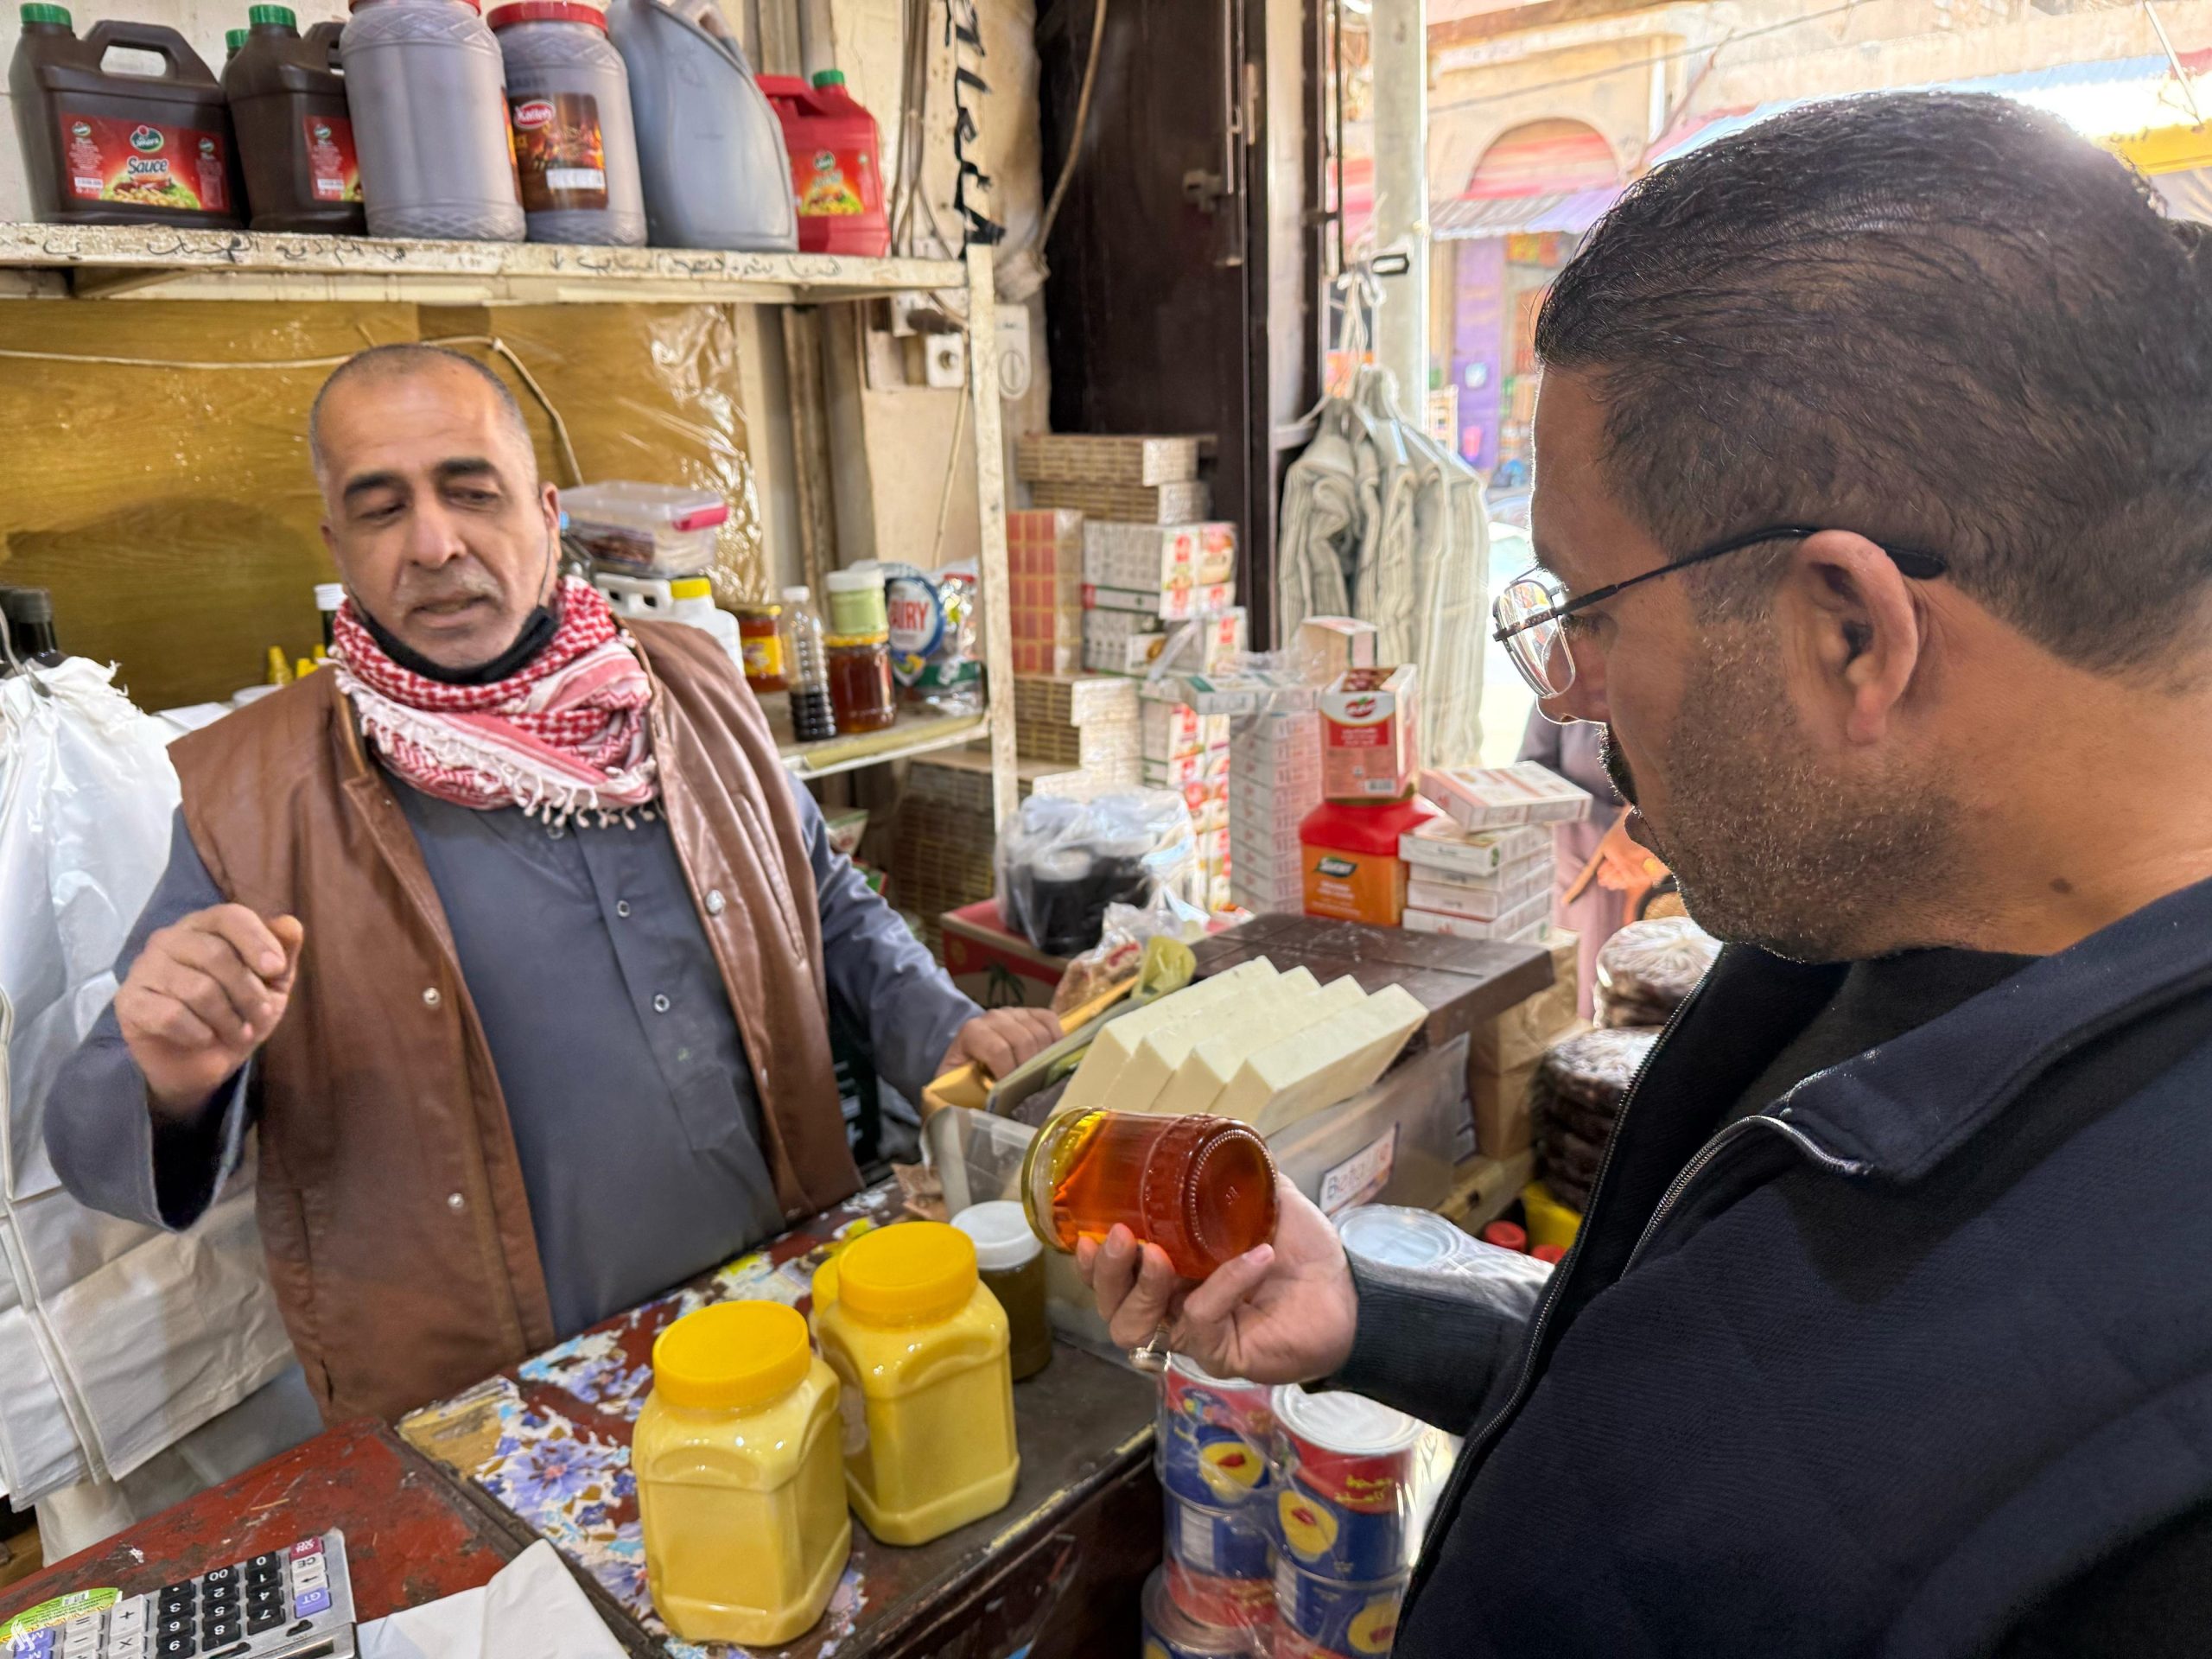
[353,595,560,686]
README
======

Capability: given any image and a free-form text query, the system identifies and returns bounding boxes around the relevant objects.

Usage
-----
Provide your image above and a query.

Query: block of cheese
[1058,958,1280,1116]
[1156,974,1369,1119]
[1115,967,1320,1114]
[1217,982,1428,1136]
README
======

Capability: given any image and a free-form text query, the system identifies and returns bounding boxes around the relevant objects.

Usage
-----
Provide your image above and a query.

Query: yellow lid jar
[813,1221,1020,1544]
[634,1300,851,1645]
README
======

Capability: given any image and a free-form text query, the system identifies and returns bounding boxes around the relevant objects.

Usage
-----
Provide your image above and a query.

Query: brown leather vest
[171,620,860,1422]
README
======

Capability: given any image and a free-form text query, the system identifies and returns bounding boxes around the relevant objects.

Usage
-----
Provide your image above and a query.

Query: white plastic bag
[995,790,1199,957]
[0,659,292,1504]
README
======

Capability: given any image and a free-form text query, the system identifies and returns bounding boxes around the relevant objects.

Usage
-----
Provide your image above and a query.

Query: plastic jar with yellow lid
[634,1300,851,1645]
[813,1221,1020,1544]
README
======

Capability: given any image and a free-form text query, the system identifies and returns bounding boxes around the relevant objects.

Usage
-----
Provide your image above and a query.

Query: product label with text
[508,92,607,211]
[59,111,229,211]
[302,111,361,202]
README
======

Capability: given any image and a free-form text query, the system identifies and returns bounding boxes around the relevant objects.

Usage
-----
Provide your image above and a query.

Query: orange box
[1298,797,1436,926]
[1320,664,1421,802]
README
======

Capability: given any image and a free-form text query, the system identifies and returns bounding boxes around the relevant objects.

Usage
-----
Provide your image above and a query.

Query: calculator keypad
[6,1531,352,1659]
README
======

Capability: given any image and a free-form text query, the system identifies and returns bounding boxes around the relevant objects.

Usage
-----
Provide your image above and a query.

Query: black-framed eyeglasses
[1491,524,1949,699]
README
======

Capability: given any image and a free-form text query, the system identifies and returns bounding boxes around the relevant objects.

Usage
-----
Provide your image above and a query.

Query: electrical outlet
[995,309,1032,400]
[924,333,967,390]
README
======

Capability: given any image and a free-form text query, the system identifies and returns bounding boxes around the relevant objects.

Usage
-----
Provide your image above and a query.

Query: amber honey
[1020,1109,1279,1281]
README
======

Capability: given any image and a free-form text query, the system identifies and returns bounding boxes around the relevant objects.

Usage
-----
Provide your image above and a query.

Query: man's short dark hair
[308,342,533,478]
[1535,92,2212,671]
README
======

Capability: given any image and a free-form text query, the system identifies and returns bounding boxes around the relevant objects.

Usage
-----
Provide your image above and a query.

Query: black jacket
[1340,875,2212,1657]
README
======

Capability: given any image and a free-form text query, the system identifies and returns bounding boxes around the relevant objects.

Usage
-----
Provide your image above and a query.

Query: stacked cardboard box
[1397,817,1560,944]
[1136,691,1233,908]
[1007,509,1084,677]
[1470,929,1582,1160]
[1011,673,1140,788]
[1228,704,1322,914]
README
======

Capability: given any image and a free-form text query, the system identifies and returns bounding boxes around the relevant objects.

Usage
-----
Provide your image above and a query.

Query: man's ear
[1787,531,1924,745]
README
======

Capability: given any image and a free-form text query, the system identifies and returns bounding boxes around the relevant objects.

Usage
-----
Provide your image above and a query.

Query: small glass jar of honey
[1020,1109,1280,1281]
[824,631,897,734]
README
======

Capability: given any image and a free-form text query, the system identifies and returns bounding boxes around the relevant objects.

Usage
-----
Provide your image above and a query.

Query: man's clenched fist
[115,904,304,1116]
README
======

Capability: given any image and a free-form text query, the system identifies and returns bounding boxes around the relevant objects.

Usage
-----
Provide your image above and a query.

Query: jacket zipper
[1618,1110,1867,1277]
[1399,972,1712,1615]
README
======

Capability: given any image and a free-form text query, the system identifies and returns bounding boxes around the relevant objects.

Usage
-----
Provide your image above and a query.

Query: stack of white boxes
[1397,761,1592,942]
[1082,521,1241,677]
[1228,702,1322,915]
[1141,693,1232,910]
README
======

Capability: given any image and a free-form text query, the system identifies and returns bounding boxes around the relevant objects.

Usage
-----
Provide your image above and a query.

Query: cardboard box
[1007,509,1084,677]
[1403,851,1554,910]
[1142,743,1230,793]
[1402,891,1552,941]
[1015,433,1202,486]
[1294,616,1378,683]
[939,899,1071,1010]
[1421,761,1593,830]
[1321,664,1421,802]
[1083,580,1237,621]
[1141,699,1230,762]
[1084,634,1170,677]
[1471,932,1583,1159]
[1398,818,1554,880]
[1084,520,1237,589]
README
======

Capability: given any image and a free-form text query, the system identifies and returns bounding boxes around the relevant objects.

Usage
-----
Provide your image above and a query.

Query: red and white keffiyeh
[329,576,659,823]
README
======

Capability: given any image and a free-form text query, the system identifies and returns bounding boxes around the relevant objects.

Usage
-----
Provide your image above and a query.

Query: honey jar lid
[836,1222,977,1324]
[652,1300,810,1410]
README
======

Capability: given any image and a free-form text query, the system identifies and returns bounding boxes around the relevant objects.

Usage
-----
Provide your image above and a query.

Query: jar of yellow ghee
[634,1301,851,1645]
[813,1221,1020,1545]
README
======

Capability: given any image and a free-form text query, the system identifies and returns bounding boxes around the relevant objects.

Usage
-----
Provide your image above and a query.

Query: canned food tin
[1163,1557,1274,1642]
[1141,1565,1256,1658]
[1273,1557,1406,1655]
[1166,1488,1273,1581]
[1269,1386,1421,1581]
[1160,1355,1276,1508]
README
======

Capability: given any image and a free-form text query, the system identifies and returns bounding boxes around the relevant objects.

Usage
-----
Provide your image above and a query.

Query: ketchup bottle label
[508,92,608,212]
[792,145,871,217]
[58,111,230,212]
[302,113,361,203]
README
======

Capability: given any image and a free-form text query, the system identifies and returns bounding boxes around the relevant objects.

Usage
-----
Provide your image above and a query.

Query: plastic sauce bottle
[780,584,837,742]
[604,0,796,251]
[339,0,524,242]
[813,1222,1020,1545]
[666,575,742,666]
[634,1301,850,1646]
[225,27,247,58]
[487,0,646,246]
[10,7,245,227]
[953,1201,1052,1382]
[759,67,888,256]
[225,7,363,233]
[1021,1108,1281,1281]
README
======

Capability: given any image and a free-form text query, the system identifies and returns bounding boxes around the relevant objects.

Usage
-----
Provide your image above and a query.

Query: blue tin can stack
[1155,1355,1278,1652]
[1264,1386,1422,1659]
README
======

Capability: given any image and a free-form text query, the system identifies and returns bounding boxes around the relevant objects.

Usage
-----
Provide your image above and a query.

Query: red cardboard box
[939,899,1071,1009]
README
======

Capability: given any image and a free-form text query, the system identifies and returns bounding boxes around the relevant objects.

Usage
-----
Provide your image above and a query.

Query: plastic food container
[340,0,524,241]
[489,0,648,246]
[812,1222,1018,1545]
[952,1200,1052,1381]
[560,480,728,575]
[1335,1205,1471,1272]
[634,1300,849,1645]
[824,563,888,636]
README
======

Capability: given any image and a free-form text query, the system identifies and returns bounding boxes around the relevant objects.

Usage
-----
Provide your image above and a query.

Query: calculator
[4,1529,356,1659]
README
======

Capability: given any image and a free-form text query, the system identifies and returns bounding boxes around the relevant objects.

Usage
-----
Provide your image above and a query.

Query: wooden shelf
[763,697,988,780]
[0,223,965,305]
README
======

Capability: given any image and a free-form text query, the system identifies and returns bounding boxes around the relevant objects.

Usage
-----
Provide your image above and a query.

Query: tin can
[1166,1488,1273,1581]
[1273,1556,1406,1656]
[1162,1556,1273,1645]
[1142,1564,1258,1658]
[1269,1386,1421,1581]
[1160,1355,1276,1508]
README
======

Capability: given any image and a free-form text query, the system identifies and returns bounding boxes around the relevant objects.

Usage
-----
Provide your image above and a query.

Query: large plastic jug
[10,7,245,227]
[487,0,645,246]
[760,69,887,257]
[339,0,524,241]
[223,7,365,234]
[813,1221,1020,1545]
[604,0,795,251]
[635,1301,850,1645]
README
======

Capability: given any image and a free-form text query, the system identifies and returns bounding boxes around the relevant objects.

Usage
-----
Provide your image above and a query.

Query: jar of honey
[813,1222,1020,1544]
[825,631,897,734]
[734,601,785,693]
[634,1300,850,1645]
[1020,1109,1280,1281]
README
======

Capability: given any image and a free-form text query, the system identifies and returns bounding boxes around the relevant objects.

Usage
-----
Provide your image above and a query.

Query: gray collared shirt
[48,777,977,1338]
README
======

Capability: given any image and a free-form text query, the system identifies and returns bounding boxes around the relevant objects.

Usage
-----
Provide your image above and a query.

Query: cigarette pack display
[1321,665,1421,802]
[1401,891,1553,942]
[1397,817,1554,880]
[1083,636,1168,677]
[1143,700,1230,761]
[1030,476,1212,523]
[1015,433,1202,487]
[1420,761,1592,830]
[1083,580,1237,620]
[1084,520,1237,589]
[1294,616,1378,683]
[1007,509,1084,677]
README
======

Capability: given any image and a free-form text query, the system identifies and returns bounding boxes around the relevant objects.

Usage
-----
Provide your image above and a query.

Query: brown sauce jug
[222,5,364,233]
[9,4,245,228]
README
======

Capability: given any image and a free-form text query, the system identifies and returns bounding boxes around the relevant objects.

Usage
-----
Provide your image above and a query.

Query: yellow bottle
[814,1221,1020,1545]
[634,1301,850,1645]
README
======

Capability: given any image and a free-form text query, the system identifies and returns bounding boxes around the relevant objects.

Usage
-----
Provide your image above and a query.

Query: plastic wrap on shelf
[1048,890,1206,1016]
[993,790,1198,957]
[1593,916,1721,1030]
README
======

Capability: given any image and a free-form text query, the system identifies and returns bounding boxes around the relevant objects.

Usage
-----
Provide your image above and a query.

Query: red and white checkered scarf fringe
[329,576,660,825]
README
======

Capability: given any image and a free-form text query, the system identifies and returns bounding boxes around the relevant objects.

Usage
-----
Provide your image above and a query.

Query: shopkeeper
[48,344,1058,1424]
[1087,95,2212,1656]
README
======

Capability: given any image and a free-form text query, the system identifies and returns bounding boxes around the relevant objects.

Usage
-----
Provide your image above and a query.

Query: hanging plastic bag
[995,790,1199,958]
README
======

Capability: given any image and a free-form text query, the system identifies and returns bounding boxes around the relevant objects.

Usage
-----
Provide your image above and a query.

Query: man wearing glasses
[1085,92,2212,1655]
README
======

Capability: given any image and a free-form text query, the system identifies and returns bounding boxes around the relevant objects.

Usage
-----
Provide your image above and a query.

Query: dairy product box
[1321,664,1421,802]
[1402,891,1552,942]
[1399,818,1554,880]
[1142,700,1230,761]
[1084,520,1236,589]
[1083,580,1236,620]
[1421,761,1592,830]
